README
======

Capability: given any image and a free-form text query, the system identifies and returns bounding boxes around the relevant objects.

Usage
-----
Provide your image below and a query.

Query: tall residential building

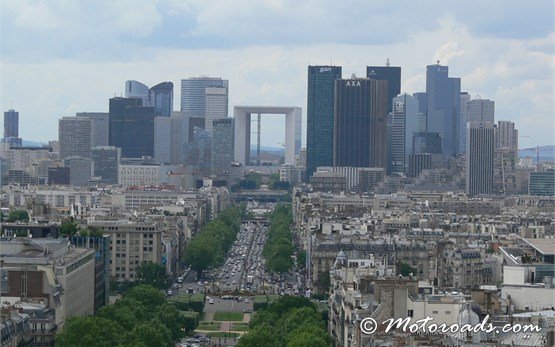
[333,78,388,169]
[390,93,419,174]
[180,77,228,117]
[366,65,401,115]
[466,121,495,196]
[149,81,173,117]
[495,120,519,161]
[426,63,461,157]
[467,99,494,123]
[306,65,342,179]
[459,92,471,153]
[125,80,149,106]
[4,109,19,139]
[108,97,155,158]
[211,118,234,178]
[493,147,517,195]
[76,112,109,147]
[92,146,121,184]
[204,87,228,132]
[58,116,92,160]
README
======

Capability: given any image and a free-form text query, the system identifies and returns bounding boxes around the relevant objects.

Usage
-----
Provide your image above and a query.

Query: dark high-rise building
[426,63,461,157]
[92,146,121,184]
[413,92,428,131]
[149,82,174,117]
[211,118,234,178]
[333,78,388,169]
[48,167,70,185]
[306,65,342,179]
[408,153,432,178]
[4,109,19,139]
[466,121,495,197]
[412,132,442,154]
[366,65,401,114]
[390,94,419,174]
[108,97,155,158]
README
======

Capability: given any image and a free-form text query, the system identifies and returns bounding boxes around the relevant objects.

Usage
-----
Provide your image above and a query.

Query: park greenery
[7,209,29,222]
[263,204,295,274]
[57,285,203,347]
[184,205,245,279]
[237,296,331,347]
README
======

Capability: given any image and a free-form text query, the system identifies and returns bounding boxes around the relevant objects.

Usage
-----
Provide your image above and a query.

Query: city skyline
[1,1,553,148]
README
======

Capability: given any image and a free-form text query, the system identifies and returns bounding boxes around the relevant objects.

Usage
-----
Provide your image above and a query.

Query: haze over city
[1,0,553,148]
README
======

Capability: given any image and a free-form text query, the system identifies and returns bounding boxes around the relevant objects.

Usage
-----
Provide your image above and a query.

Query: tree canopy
[56,285,189,347]
[136,262,171,290]
[263,204,295,274]
[237,296,330,347]
[8,209,29,222]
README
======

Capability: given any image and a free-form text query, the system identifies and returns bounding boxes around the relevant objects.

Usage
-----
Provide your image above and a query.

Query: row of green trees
[237,296,331,347]
[263,204,295,273]
[184,205,245,279]
[57,285,192,347]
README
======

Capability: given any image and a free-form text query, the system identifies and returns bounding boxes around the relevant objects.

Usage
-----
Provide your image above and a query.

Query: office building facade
[204,87,228,132]
[149,81,173,117]
[306,65,342,180]
[466,121,495,196]
[64,156,93,187]
[211,118,234,178]
[467,99,494,123]
[529,170,555,196]
[4,109,19,140]
[412,132,442,154]
[495,120,519,161]
[108,97,155,158]
[333,78,388,169]
[390,93,420,174]
[180,77,228,117]
[59,116,92,160]
[77,112,109,147]
[125,80,149,106]
[459,92,471,153]
[426,64,461,157]
[366,65,401,115]
[92,146,121,184]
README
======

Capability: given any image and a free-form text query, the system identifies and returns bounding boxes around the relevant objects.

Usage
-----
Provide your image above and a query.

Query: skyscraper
[466,121,495,196]
[76,112,109,147]
[64,156,93,187]
[459,92,471,153]
[413,92,428,131]
[467,99,494,123]
[495,120,518,161]
[333,78,388,169]
[154,113,190,164]
[390,93,419,174]
[412,132,442,154]
[108,97,155,158]
[59,117,92,160]
[149,82,173,117]
[306,65,342,179]
[204,87,228,132]
[366,65,401,114]
[4,109,19,139]
[211,118,234,178]
[180,77,228,117]
[426,63,461,157]
[125,80,149,106]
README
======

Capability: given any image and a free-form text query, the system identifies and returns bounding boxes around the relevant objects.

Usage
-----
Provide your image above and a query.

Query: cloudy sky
[1,0,554,148]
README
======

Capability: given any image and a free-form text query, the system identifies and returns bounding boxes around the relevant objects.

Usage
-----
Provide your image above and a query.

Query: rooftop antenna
[437,60,440,65]
[386,58,390,67]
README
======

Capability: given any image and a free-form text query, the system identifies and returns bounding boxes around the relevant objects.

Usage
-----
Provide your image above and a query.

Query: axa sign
[319,67,332,73]
[345,80,361,87]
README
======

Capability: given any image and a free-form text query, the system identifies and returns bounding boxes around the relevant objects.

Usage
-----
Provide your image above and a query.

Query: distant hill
[519,145,555,162]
